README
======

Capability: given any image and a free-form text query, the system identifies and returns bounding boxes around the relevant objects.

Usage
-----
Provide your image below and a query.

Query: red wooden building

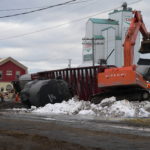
[0,57,27,91]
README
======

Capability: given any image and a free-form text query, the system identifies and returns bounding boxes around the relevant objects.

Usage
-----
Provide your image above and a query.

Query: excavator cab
[139,40,150,54]
[138,39,150,69]
[137,58,150,82]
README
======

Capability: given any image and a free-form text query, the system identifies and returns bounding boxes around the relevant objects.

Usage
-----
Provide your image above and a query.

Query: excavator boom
[124,11,150,66]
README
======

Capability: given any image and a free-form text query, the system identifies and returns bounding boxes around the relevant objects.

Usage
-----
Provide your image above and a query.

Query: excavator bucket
[139,40,150,54]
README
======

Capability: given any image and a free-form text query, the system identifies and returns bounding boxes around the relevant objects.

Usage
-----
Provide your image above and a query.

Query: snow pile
[32,97,150,118]
[32,98,94,115]
[108,100,135,117]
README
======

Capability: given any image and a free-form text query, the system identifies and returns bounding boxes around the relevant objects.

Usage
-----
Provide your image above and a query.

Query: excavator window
[139,40,150,54]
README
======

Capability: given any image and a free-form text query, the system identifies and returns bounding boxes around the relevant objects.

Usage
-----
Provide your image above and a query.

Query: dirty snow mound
[109,100,135,117]
[32,98,92,115]
[32,97,150,118]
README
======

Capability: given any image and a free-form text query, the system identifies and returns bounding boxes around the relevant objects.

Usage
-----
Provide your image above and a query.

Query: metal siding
[94,39,105,64]
[107,29,116,65]
[102,30,107,59]
[85,21,93,38]
[109,12,123,36]
[93,23,105,35]
[115,40,123,67]
[102,28,116,65]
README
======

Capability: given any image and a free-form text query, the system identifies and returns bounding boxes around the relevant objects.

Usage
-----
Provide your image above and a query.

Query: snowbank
[31,97,150,118]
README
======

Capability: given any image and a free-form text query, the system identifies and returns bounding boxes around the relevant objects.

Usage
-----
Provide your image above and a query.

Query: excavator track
[91,87,150,104]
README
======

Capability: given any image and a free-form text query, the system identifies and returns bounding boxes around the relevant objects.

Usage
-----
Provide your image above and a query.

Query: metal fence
[31,65,113,101]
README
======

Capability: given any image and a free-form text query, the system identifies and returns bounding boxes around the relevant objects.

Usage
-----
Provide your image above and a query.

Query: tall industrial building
[82,3,140,67]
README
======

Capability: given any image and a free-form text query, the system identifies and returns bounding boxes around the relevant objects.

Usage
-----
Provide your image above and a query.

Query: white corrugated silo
[82,18,118,66]
[82,3,140,67]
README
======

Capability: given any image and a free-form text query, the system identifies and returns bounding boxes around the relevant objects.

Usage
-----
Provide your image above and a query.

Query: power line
[0,8,120,40]
[0,0,76,18]
[0,0,142,41]
[128,0,142,5]
[0,0,93,12]
[0,6,45,12]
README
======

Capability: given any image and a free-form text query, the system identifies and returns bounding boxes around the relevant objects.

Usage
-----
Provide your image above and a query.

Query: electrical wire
[0,0,77,18]
[0,8,121,40]
[0,0,142,41]
[128,0,142,5]
[0,0,93,12]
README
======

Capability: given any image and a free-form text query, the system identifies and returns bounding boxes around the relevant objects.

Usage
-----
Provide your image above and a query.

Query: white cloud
[0,47,28,59]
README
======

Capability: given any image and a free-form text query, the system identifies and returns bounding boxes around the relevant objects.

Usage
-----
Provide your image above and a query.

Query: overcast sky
[0,0,149,73]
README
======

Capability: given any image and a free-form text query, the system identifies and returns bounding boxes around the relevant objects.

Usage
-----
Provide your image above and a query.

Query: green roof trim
[89,18,119,25]
[116,36,122,40]
[93,35,104,39]
[109,9,132,15]
[101,26,116,32]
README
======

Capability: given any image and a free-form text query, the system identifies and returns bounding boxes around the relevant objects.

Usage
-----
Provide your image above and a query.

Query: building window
[16,71,20,79]
[6,70,12,76]
[0,71,3,80]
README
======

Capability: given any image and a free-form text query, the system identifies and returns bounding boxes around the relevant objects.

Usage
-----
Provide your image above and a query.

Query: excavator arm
[124,11,150,66]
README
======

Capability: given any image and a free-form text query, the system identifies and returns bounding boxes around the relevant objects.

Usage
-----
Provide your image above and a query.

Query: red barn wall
[0,61,26,82]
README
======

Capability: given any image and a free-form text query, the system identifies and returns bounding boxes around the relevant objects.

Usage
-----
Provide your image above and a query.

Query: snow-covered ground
[13,97,150,118]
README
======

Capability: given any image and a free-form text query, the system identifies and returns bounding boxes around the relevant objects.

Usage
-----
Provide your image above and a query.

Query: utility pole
[92,37,95,66]
[68,59,72,68]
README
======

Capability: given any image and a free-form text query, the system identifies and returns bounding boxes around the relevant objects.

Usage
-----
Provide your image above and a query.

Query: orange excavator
[97,10,150,101]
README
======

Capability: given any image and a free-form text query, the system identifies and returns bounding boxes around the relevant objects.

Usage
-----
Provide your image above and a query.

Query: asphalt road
[0,110,150,150]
